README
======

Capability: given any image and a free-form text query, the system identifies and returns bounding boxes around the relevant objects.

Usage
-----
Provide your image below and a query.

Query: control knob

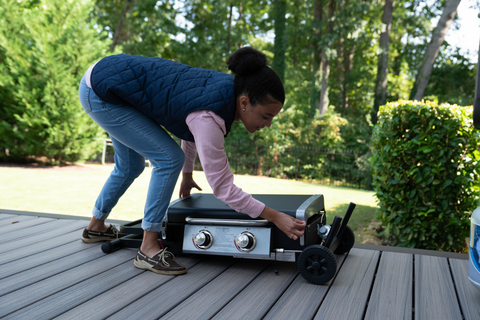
[194,230,213,249]
[236,231,256,252]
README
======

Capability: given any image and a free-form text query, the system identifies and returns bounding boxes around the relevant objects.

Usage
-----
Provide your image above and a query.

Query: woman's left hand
[179,172,202,198]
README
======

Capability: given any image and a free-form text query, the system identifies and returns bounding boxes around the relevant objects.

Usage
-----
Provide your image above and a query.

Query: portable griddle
[102,193,356,285]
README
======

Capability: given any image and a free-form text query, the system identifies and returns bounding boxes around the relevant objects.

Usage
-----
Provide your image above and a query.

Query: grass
[0,163,379,239]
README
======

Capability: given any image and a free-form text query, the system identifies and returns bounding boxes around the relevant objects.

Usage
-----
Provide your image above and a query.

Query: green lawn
[0,164,379,238]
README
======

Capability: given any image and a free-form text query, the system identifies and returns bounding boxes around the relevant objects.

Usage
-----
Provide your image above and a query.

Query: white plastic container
[469,207,480,291]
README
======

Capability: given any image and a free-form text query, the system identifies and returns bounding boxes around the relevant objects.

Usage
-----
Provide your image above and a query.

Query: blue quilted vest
[90,54,236,142]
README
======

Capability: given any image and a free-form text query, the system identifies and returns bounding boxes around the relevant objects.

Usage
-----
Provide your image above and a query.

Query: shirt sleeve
[185,110,265,218]
[181,140,197,173]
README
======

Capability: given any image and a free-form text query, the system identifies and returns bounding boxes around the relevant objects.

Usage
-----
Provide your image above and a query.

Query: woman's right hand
[179,172,202,198]
[259,206,306,241]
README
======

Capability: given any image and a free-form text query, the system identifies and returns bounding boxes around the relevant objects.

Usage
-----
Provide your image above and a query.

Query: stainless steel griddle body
[104,193,356,285]
[164,194,326,261]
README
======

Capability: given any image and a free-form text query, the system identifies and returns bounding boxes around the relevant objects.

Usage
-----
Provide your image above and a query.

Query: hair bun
[226,47,267,76]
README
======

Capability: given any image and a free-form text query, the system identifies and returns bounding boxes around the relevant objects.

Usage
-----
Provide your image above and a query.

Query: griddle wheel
[101,239,121,254]
[334,225,355,255]
[298,244,337,285]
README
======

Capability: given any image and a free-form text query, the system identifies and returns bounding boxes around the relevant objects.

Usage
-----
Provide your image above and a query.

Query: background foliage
[371,100,480,252]
[0,0,111,163]
[1,0,477,165]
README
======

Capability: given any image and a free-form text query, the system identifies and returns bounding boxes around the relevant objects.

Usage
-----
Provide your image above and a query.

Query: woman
[79,47,306,275]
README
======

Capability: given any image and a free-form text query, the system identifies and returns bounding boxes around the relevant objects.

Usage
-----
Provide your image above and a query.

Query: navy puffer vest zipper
[90,54,236,142]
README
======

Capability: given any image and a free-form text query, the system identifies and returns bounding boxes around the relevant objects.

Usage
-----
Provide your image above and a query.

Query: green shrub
[0,0,111,164]
[371,100,480,252]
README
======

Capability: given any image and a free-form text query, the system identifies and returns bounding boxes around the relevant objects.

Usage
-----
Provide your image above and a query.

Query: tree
[424,47,477,106]
[92,0,179,58]
[168,1,264,70]
[272,0,287,83]
[372,0,394,125]
[0,0,111,163]
[109,0,134,53]
[312,0,336,117]
[410,0,461,101]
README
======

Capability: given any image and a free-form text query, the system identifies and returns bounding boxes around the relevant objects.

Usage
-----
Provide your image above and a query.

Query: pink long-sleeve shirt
[182,111,265,218]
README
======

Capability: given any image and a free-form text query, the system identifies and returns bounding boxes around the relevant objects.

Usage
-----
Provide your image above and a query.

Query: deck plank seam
[257,265,301,320]
[0,225,86,256]
[310,249,351,320]
[0,243,103,283]
[51,260,152,320]
[157,258,255,320]
[0,218,55,235]
[205,260,273,320]
[101,257,207,320]
[361,249,383,320]
[0,251,136,316]
[447,258,466,320]
[412,253,415,320]
[0,234,91,268]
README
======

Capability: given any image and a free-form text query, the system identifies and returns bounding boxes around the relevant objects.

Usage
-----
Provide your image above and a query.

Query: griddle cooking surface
[167,193,314,223]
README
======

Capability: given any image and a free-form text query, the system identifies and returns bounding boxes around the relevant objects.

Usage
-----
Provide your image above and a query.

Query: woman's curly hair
[226,47,285,105]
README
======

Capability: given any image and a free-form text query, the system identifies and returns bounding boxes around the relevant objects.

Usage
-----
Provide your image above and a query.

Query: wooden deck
[1,209,479,320]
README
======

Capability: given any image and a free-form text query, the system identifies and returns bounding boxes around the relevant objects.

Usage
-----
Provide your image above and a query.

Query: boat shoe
[81,224,126,243]
[134,248,187,275]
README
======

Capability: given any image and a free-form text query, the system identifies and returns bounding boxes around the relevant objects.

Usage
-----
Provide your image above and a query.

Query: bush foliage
[371,100,480,252]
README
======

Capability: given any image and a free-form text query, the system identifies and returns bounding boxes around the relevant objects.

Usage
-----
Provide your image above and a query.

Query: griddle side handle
[324,216,342,248]
[337,202,356,240]
[296,194,324,246]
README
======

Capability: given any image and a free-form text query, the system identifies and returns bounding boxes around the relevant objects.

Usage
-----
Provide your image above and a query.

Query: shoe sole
[81,236,116,243]
[134,259,187,275]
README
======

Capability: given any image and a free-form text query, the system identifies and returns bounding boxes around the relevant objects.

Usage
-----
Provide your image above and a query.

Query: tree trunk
[336,0,354,110]
[316,0,335,116]
[317,50,329,115]
[310,0,323,118]
[227,3,233,54]
[343,42,355,109]
[410,0,461,101]
[237,1,243,48]
[372,0,394,125]
[273,0,287,83]
[110,0,134,53]
[292,0,301,67]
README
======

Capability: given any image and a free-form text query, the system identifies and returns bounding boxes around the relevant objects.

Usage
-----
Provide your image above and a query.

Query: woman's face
[236,95,283,133]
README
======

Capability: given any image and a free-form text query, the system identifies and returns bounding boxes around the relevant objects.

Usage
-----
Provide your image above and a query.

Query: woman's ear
[240,95,250,110]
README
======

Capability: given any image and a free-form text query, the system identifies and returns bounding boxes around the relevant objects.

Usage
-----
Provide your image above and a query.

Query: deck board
[0,219,85,254]
[415,254,463,320]
[314,248,380,320]
[0,244,103,296]
[106,258,238,320]
[262,254,347,320]
[0,213,17,220]
[0,218,73,243]
[160,259,271,320]
[0,214,36,225]
[0,229,85,265]
[55,255,201,320]
[5,252,164,320]
[0,249,136,318]
[0,216,54,234]
[212,261,299,320]
[364,252,413,320]
[0,212,477,320]
[0,240,102,279]
[449,258,480,320]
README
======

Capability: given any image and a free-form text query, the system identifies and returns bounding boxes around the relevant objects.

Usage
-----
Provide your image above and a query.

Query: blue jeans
[79,75,185,232]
